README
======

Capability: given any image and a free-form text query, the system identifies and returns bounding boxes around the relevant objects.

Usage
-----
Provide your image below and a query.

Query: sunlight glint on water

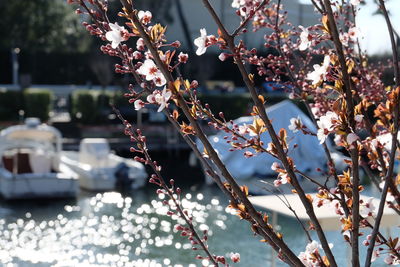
[0,186,393,266]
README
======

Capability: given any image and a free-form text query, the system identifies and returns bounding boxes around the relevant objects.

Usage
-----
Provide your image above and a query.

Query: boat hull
[0,168,79,200]
[60,151,147,191]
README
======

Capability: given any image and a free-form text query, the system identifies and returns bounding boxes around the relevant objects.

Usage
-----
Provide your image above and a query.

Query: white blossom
[316,111,338,144]
[218,53,228,61]
[138,10,152,25]
[231,0,245,8]
[136,38,145,50]
[146,88,172,112]
[134,99,145,111]
[178,52,188,63]
[238,124,249,135]
[271,162,280,171]
[194,28,208,56]
[348,27,360,40]
[244,151,254,158]
[359,197,375,217]
[155,87,172,112]
[274,173,289,187]
[355,114,364,122]
[288,116,302,133]
[299,25,312,51]
[306,55,331,85]
[137,59,166,86]
[230,252,240,263]
[298,241,332,267]
[105,22,128,49]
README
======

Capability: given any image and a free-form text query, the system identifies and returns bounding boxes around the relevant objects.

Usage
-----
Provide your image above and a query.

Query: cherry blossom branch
[264,0,350,219]
[310,0,324,14]
[231,0,268,37]
[274,191,313,243]
[119,2,304,265]
[71,0,400,265]
[365,0,400,265]
[322,1,361,265]
[201,1,337,265]
[123,50,237,206]
[377,1,400,85]
[257,0,352,221]
[112,108,219,265]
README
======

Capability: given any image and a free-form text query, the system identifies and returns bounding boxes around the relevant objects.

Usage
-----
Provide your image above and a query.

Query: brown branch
[231,0,268,37]
[260,0,350,220]
[322,1,361,265]
[365,0,400,266]
[201,0,337,266]
[113,108,218,265]
[120,2,303,265]
[310,0,324,14]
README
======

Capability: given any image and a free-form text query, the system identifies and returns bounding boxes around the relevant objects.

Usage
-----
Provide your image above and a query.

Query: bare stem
[120,2,303,265]
[231,0,268,37]
[322,1,361,265]
[365,1,400,266]
[201,0,337,266]
[113,108,218,265]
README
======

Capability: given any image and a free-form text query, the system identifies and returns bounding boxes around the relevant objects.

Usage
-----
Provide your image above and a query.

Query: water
[0,185,394,266]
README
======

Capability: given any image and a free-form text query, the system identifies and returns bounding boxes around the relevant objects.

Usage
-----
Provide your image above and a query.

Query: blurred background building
[0,0,317,89]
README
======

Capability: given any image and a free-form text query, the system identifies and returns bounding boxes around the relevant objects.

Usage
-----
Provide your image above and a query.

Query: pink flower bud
[244,151,254,158]
[171,41,181,48]
[190,80,199,88]
[216,256,226,264]
[178,52,189,63]
[218,53,228,61]
[175,224,184,231]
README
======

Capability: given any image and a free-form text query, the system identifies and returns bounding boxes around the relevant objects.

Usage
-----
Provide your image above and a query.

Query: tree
[71,0,400,266]
[0,0,90,53]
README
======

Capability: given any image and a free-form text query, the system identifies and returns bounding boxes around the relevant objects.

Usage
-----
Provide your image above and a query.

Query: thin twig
[365,0,400,265]
[322,1,361,265]
[231,0,268,37]
[201,1,337,266]
[120,2,303,265]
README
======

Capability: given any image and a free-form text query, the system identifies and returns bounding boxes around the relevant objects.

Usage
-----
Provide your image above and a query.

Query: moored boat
[0,118,79,200]
[61,138,147,191]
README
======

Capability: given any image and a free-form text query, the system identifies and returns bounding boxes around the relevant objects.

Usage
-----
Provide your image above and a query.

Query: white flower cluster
[306,55,331,86]
[193,28,217,56]
[137,59,166,87]
[316,111,338,144]
[298,241,333,267]
[134,87,172,112]
[105,22,128,49]
[231,0,262,16]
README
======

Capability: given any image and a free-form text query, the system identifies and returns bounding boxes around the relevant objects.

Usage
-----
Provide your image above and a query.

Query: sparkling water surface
[0,185,393,266]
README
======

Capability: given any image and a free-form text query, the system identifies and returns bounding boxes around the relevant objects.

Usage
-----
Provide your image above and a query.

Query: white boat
[60,138,147,191]
[0,118,79,200]
[195,100,348,194]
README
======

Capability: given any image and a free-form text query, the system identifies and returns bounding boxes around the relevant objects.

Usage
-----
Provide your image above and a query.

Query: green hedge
[0,90,23,121]
[71,90,98,124]
[70,90,128,124]
[69,90,307,124]
[23,88,53,121]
